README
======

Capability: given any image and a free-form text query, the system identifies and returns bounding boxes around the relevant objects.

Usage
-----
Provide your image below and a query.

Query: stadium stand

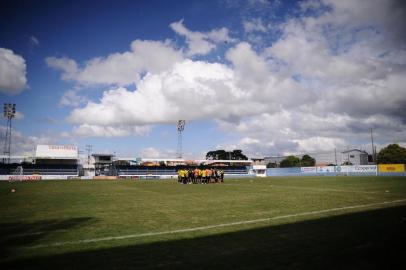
[116,165,248,176]
[0,163,79,176]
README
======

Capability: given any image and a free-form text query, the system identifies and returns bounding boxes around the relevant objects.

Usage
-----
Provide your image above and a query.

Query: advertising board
[378,164,405,173]
[316,166,336,173]
[301,167,317,173]
[5,175,42,181]
[36,145,78,159]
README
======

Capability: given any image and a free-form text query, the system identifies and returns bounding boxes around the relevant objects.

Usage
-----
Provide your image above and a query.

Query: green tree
[341,161,353,165]
[377,144,406,164]
[206,150,227,160]
[280,156,300,167]
[266,162,277,168]
[301,154,316,167]
[205,149,248,160]
[231,150,248,160]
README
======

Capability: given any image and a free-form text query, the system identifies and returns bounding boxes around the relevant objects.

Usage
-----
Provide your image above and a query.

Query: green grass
[1,176,406,269]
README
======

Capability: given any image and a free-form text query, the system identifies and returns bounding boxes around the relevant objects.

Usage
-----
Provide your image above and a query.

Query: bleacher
[116,165,248,176]
[0,164,78,176]
[0,164,17,175]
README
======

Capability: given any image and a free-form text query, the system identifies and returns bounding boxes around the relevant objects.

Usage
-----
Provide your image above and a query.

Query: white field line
[26,198,406,249]
[268,185,380,194]
[223,183,379,194]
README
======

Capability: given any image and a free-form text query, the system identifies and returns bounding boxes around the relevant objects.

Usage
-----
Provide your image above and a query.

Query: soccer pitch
[1,176,406,269]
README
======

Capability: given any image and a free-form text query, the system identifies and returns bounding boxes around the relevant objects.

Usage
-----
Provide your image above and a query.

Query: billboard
[316,166,336,173]
[351,165,377,173]
[301,167,317,173]
[378,164,405,173]
[36,145,78,159]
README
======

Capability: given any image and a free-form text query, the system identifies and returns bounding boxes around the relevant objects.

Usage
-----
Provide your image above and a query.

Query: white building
[341,149,369,165]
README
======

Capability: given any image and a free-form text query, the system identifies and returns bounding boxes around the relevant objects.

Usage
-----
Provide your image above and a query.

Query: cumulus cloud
[243,18,267,33]
[170,19,233,56]
[59,89,89,107]
[14,111,25,120]
[67,53,307,128]
[47,1,406,158]
[46,40,183,86]
[0,126,58,156]
[72,124,151,138]
[138,147,176,159]
[0,48,27,94]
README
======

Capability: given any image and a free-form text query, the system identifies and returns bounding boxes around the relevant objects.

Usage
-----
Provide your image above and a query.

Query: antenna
[176,120,185,159]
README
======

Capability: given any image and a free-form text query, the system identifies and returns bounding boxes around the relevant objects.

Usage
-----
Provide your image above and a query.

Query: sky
[0,0,406,160]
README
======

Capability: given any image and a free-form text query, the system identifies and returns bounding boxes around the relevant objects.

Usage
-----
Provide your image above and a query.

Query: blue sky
[1,0,406,160]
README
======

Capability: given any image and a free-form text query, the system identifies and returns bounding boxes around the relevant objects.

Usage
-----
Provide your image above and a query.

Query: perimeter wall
[266,164,406,176]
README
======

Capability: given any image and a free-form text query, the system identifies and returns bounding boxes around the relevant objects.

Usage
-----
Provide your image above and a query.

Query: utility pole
[334,148,337,165]
[370,128,375,164]
[85,145,92,165]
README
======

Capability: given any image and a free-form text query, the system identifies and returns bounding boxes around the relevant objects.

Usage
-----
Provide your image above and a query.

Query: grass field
[1,176,406,269]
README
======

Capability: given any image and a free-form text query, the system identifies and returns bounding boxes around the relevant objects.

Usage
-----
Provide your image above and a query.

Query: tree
[280,156,300,167]
[301,154,316,167]
[205,149,248,160]
[377,144,406,164]
[341,161,353,165]
[206,150,227,160]
[231,150,248,160]
[266,162,277,168]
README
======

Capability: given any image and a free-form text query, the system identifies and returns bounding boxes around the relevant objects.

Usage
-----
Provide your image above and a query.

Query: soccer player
[194,168,199,184]
[201,168,206,184]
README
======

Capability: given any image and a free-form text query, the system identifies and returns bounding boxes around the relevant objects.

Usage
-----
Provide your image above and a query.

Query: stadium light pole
[3,103,16,164]
[177,120,185,159]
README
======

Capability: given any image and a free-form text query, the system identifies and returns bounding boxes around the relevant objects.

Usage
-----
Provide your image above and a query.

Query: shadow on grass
[0,217,94,258]
[2,206,406,270]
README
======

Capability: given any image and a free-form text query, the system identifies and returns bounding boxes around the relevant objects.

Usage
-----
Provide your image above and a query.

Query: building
[92,154,115,176]
[263,156,286,167]
[341,149,369,165]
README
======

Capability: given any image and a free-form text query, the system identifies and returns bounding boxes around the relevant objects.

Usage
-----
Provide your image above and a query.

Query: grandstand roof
[35,145,78,159]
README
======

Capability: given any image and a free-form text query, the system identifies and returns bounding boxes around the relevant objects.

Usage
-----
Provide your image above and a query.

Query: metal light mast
[3,103,16,164]
[176,120,185,159]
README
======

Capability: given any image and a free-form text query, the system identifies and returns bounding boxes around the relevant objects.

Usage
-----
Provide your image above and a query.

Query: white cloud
[14,111,25,120]
[0,48,27,94]
[0,126,57,156]
[138,147,176,159]
[243,18,267,33]
[72,124,151,138]
[170,20,233,56]
[59,89,89,107]
[67,52,307,128]
[68,60,242,126]
[46,1,406,156]
[46,40,183,86]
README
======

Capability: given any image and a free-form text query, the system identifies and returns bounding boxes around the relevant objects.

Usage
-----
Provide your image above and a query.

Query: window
[350,155,355,158]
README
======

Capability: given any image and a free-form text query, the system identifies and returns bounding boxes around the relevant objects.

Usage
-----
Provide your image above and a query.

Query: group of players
[177,168,225,184]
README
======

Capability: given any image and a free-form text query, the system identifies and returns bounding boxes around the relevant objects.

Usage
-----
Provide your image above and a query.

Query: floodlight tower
[3,103,16,164]
[176,120,185,159]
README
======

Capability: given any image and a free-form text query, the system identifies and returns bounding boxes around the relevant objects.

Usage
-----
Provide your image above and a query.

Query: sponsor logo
[8,175,42,181]
[378,164,405,173]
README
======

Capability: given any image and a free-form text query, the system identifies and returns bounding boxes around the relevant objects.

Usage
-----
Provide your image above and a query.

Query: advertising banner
[378,164,405,173]
[316,166,336,173]
[1,175,42,181]
[301,167,317,173]
[36,145,78,159]
[351,165,377,173]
